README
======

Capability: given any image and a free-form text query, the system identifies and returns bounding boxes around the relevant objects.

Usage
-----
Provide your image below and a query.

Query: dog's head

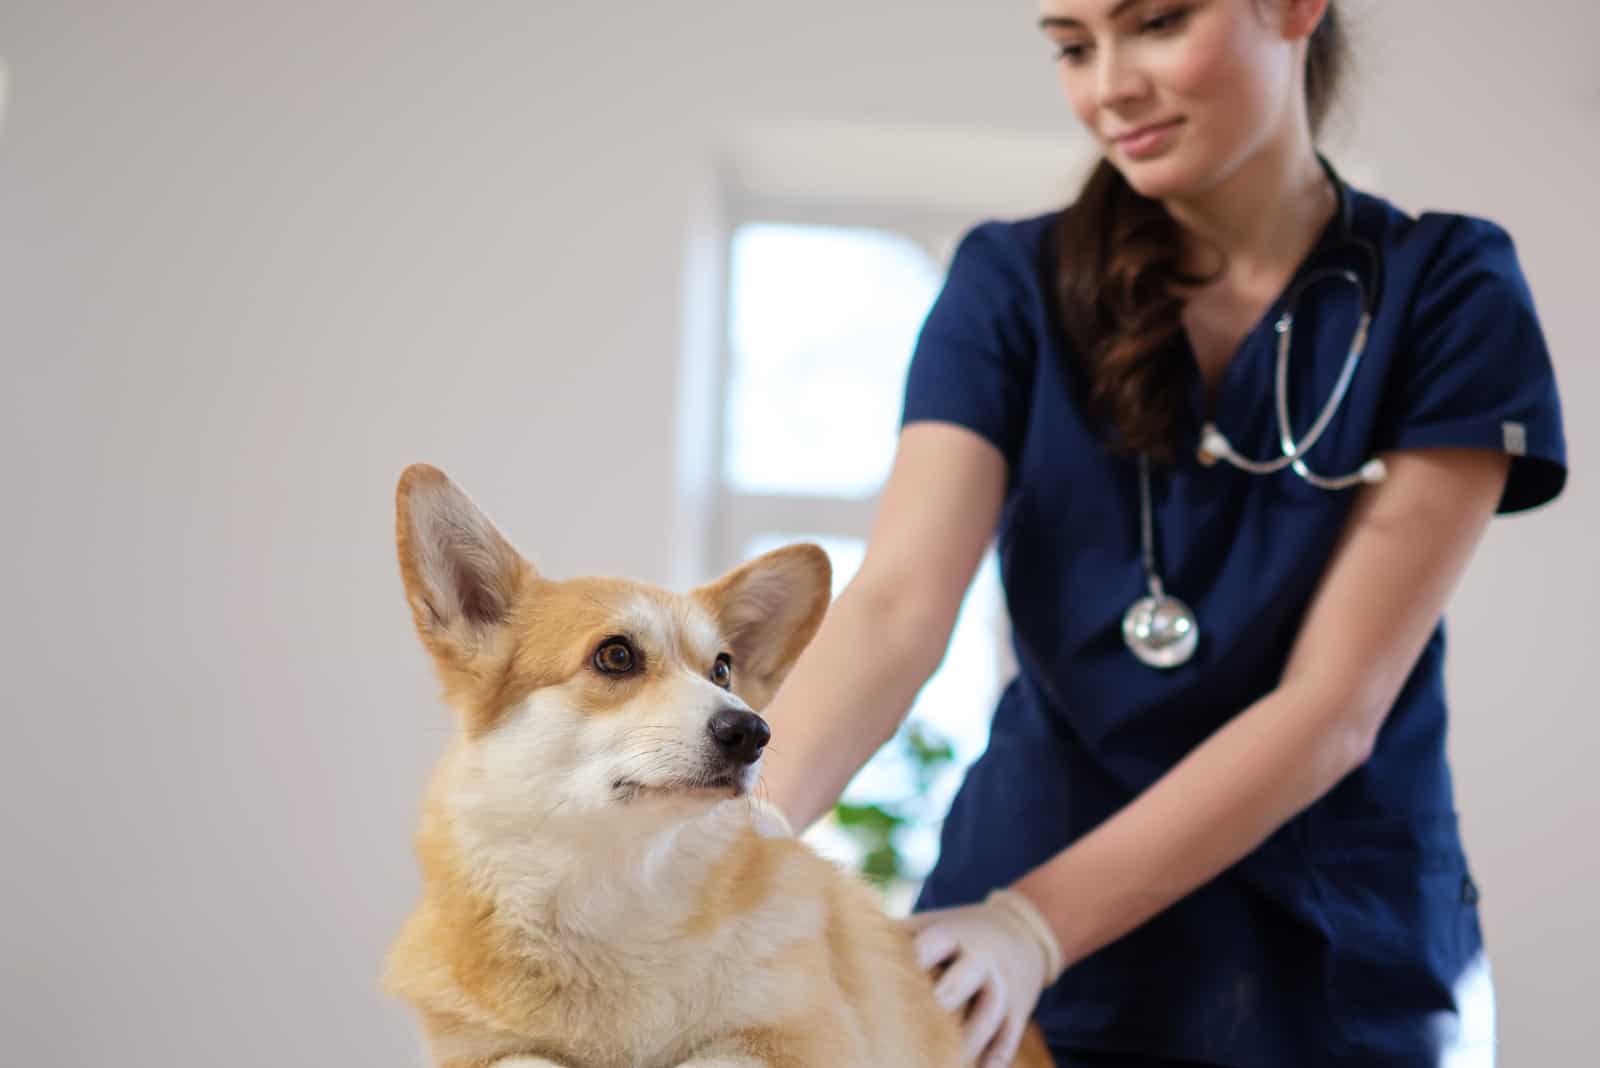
[394,464,831,819]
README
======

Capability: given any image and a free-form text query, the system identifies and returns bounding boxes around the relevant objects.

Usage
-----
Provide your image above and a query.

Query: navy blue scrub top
[905,186,1567,1068]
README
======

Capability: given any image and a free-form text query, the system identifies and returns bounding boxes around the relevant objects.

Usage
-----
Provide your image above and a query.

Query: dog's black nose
[707,707,771,766]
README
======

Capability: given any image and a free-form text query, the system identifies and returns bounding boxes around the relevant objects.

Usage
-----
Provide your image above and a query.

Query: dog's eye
[710,653,732,689]
[594,637,638,675]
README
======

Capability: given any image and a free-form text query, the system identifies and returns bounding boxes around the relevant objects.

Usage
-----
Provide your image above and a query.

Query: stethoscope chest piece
[1124,454,1200,670]
[1122,591,1199,669]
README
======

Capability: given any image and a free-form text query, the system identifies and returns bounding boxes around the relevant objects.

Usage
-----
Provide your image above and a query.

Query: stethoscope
[1123,160,1388,670]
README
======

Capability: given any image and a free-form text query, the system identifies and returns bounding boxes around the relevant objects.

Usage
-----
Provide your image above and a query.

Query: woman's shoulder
[950,211,1061,267]
[960,209,1061,245]
[905,210,1066,467]
[1349,186,1564,514]
[1350,187,1526,282]
[938,211,1063,309]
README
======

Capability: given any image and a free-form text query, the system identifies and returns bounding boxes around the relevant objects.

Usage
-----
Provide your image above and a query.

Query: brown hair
[1054,3,1349,462]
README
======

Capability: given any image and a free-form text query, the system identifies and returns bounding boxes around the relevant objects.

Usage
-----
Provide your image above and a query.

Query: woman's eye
[594,638,637,675]
[1056,42,1090,65]
[1142,8,1191,34]
[710,655,732,689]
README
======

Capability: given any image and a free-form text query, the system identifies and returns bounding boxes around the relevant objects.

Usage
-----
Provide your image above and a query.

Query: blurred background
[1,1,1594,1064]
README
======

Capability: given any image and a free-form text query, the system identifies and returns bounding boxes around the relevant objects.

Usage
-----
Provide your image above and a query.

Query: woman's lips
[1112,118,1183,159]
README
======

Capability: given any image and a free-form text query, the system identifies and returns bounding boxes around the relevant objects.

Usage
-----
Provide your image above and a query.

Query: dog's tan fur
[383,465,1054,1068]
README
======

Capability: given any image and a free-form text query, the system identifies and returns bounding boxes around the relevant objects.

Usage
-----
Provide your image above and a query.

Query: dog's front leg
[493,1058,569,1067]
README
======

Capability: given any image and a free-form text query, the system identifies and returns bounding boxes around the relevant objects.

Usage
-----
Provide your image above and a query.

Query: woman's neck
[1165,134,1335,285]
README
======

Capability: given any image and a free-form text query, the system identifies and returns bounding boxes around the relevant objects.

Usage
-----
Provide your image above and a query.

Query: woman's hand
[906,889,1065,1067]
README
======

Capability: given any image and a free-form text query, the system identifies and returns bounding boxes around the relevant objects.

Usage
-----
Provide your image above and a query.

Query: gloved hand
[906,888,1065,1067]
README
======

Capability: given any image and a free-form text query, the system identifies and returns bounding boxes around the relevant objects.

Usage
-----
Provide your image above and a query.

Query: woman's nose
[1095,44,1148,109]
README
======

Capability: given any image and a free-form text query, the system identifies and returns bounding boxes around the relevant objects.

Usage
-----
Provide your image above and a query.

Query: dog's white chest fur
[457,798,826,1067]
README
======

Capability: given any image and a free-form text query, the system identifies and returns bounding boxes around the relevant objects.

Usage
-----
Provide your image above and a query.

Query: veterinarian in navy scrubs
[758,2,1567,1066]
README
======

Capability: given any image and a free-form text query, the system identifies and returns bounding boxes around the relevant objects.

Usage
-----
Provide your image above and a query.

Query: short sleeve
[901,222,1039,468]
[1378,217,1567,513]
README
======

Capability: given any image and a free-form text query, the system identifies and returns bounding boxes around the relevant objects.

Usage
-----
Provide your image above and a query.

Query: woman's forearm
[1013,681,1374,969]
[1015,450,1505,968]
[751,424,1008,830]
[757,575,953,831]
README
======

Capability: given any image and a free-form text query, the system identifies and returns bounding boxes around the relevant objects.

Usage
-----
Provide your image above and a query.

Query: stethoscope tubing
[1195,166,1387,491]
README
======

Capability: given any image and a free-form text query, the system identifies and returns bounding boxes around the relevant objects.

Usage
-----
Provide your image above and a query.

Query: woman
[756,1,1567,1066]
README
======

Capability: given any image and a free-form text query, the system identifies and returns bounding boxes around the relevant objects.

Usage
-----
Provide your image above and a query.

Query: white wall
[0,2,1592,1064]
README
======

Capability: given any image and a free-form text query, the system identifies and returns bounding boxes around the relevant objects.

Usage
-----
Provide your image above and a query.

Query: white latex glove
[906,888,1065,1068]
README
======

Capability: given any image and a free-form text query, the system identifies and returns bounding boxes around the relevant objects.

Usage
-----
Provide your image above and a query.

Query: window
[715,217,1014,910]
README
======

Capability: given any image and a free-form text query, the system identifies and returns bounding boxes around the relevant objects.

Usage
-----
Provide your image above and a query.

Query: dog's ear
[395,464,531,675]
[694,544,831,709]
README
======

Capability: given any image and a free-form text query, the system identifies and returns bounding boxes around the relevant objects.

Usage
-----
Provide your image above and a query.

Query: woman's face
[1039,0,1317,199]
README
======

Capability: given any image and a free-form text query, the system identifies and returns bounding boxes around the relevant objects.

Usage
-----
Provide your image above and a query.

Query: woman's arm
[1013,446,1511,967]
[758,421,1007,832]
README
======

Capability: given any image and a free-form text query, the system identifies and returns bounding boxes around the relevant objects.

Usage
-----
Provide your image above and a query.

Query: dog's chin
[612,770,749,805]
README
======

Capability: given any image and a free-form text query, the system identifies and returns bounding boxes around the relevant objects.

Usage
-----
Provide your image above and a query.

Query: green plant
[832,719,956,887]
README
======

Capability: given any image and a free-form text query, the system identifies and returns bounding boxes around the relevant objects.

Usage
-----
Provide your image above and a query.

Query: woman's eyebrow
[1040,0,1141,31]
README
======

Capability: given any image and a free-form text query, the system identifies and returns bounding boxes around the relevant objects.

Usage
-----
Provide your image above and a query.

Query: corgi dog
[383,464,1054,1068]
